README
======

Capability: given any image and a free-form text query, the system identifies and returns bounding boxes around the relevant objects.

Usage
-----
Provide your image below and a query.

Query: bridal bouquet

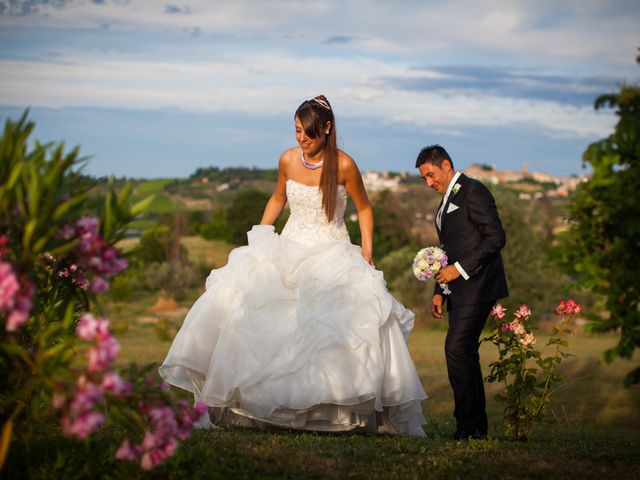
[412,246,451,295]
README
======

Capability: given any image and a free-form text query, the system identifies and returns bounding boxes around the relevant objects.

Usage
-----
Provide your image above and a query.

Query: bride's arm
[260,153,289,225]
[342,153,374,264]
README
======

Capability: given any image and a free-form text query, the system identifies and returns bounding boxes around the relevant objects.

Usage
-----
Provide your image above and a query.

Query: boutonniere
[452,183,461,196]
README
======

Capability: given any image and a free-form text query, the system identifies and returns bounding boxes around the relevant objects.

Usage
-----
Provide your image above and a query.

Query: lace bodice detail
[281,179,350,245]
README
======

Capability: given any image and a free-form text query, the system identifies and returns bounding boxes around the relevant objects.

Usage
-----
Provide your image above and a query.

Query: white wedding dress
[159,179,427,436]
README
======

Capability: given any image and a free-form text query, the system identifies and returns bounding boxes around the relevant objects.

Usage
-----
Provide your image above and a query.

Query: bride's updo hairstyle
[295,94,339,222]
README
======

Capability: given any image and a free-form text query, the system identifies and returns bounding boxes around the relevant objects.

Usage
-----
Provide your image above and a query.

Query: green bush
[226,189,270,245]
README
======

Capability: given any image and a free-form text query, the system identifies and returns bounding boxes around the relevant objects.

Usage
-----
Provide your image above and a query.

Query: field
[83,284,640,480]
[7,238,640,479]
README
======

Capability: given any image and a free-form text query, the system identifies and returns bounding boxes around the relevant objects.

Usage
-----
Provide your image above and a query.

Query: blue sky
[0,0,638,178]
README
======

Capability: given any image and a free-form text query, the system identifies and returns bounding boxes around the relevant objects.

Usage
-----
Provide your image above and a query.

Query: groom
[416,145,508,440]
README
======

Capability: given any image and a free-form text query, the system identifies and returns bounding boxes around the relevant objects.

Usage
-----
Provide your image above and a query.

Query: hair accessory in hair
[312,96,331,111]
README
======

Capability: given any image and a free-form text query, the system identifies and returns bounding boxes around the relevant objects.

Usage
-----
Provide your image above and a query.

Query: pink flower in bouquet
[501,323,513,332]
[413,246,448,282]
[490,303,507,319]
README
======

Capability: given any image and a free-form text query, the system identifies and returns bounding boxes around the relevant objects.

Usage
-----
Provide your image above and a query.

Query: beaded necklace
[300,152,323,170]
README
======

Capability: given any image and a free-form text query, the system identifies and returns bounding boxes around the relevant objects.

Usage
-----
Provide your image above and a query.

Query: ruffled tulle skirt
[159,225,427,436]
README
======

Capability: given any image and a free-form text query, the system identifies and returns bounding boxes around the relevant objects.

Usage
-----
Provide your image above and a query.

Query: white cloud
[1,0,637,70]
[0,51,616,138]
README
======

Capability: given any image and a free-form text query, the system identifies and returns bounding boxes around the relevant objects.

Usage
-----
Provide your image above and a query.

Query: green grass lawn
[93,289,640,480]
[7,279,640,479]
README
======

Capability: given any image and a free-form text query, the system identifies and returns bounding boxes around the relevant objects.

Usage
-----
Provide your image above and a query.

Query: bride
[159,95,427,436]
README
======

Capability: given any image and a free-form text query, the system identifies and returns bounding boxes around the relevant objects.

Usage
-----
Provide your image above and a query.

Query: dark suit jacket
[434,173,508,308]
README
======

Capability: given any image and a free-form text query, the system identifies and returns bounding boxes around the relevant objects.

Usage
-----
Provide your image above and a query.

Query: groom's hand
[435,265,461,284]
[431,294,444,319]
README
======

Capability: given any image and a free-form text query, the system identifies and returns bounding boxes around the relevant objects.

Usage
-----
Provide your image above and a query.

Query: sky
[0,0,638,178]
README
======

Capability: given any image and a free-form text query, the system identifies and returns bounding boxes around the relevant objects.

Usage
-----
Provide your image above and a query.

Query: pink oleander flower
[87,336,120,372]
[102,371,132,398]
[69,379,104,416]
[4,275,34,332]
[76,313,99,341]
[501,323,512,332]
[6,309,28,332]
[115,438,143,461]
[0,235,8,258]
[0,261,20,312]
[52,392,66,409]
[491,303,507,319]
[62,410,105,439]
[90,276,109,293]
[140,443,173,471]
[514,304,531,320]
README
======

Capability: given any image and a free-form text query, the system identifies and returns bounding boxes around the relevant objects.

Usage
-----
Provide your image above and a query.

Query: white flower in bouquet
[412,246,451,295]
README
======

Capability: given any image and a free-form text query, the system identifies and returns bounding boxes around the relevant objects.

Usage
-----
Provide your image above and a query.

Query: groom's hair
[415,144,454,169]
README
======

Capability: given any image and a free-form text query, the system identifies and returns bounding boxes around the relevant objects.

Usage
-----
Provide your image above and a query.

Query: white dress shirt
[437,171,470,281]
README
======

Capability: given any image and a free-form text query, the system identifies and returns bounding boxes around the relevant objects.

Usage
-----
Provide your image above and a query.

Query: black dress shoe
[449,429,486,440]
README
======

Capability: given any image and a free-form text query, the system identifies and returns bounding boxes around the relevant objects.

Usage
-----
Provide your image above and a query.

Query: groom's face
[419,160,453,194]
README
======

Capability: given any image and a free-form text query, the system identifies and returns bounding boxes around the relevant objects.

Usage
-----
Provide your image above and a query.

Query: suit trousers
[445,301,494,434]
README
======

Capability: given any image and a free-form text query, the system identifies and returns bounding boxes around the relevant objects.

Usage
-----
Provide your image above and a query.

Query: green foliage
[555,56,640,386]
[371,190,417,259]
[190,166,278,183]
[200,209,231,242]
[226,189,270,245]
[136,227,170,264]
[0,112,153,468]
[494,187,571,315]
[134,179,176,195]
[377,246,432,319]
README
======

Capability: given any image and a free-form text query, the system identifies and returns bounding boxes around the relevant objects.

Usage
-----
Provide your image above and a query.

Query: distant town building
[464,164,589,199]
[362,171,401,192]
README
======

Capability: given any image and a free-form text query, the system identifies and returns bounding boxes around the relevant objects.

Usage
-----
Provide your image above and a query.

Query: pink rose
[490,303,506,319]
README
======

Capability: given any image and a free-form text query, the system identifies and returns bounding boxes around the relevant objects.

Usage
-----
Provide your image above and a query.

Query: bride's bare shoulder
[338,150,361,177]
[278,147,299,171]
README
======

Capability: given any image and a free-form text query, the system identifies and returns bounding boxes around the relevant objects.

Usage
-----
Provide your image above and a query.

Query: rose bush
[483,299,582,441]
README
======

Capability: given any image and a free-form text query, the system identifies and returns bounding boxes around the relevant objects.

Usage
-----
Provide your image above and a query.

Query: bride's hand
[362,251,374,266]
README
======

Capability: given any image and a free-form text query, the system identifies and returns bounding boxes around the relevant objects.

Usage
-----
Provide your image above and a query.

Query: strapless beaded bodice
[280,179,349,245]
